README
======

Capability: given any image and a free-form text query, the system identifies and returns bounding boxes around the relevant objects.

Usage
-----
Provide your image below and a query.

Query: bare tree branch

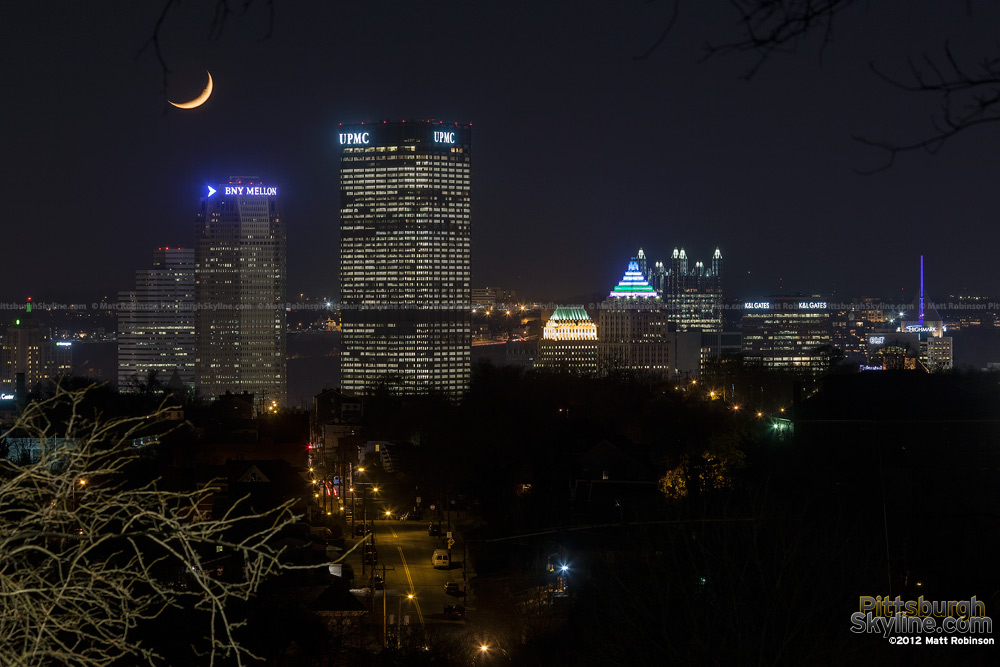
[138,0,277,108]
[0,385,301,666]
[635,0,684,61]
[856,44,1000,172]
[644,0,1000,168]
[702,0,859,79]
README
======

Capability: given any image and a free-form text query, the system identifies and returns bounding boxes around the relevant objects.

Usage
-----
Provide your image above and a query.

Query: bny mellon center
[338,121,472,395]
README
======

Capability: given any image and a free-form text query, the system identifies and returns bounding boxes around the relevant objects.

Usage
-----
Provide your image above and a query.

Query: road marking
[397,546,425,627]
[390,526,398,539]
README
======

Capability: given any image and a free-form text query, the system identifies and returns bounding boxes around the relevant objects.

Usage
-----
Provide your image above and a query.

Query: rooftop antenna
[919,255,924,326]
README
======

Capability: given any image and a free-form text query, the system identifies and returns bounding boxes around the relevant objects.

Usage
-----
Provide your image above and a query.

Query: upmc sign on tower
[337,121,469,148]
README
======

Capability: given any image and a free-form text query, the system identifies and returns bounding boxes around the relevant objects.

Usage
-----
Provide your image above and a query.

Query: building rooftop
[608,259,659,299]
[549,306,592,322]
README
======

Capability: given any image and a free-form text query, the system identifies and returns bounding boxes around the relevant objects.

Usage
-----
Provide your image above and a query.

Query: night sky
[4,1,1000,303]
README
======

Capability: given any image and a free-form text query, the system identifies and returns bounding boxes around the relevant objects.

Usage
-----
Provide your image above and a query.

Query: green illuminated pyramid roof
[550,306,591,321]
[609,259,658,298]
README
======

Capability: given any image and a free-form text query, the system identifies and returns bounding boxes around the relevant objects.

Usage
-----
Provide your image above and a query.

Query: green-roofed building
[537,306,598,375]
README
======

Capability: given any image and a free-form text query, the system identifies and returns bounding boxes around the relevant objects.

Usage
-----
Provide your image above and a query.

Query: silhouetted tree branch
[645,0,1000,169]
[138,0,275,105]
[0,385,298,666]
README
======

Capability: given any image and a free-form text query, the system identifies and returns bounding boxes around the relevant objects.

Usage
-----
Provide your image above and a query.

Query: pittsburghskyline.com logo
[851,595,994,645]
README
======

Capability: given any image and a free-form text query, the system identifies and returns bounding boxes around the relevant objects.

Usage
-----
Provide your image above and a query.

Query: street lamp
[394,593,415,648]
[72,478,86,510]
[476,643,509,663]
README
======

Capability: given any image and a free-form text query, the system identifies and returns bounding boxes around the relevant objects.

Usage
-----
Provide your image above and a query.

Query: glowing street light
[393,593,416,648]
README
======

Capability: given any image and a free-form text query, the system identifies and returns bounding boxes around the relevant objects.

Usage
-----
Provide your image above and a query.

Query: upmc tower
[338,120,472,396]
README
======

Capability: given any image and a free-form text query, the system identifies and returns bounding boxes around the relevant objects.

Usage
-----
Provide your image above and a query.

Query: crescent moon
[169,71,213,110]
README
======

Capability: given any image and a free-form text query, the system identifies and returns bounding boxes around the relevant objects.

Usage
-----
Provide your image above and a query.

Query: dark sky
[4,1,999,303]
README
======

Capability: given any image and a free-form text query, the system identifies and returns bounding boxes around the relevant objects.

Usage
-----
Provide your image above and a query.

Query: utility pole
[381,559,387,649]
[360,484,367,576]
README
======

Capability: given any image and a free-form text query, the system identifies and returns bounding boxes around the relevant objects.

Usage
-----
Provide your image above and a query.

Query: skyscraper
[598,258,671,378]
[338,120,472,395]
[117,247,195,391]
[898,256,953,372]
[649,247,723,332]
[194,179,286,408]
[536,306,598,375]
[1,317,53,393]
[741,296,832,372]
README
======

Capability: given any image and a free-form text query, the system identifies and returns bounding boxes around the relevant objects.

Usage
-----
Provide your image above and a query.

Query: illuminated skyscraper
[649,247,723,332]
[194,179,286,408]
[1,318,51,393]
[117,248,195,391]
[537,306,598,375]
[338,121,471,395]
[598,258,671,378]
[741,296,831,372]
[898,256,953,371]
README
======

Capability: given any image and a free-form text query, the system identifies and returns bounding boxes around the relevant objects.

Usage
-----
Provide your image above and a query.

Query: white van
[432,549,450,570]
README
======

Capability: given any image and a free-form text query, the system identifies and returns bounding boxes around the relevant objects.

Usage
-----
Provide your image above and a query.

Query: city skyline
[4,3,1000,303]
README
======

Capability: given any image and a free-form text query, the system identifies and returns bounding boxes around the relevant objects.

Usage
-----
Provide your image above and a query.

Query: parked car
[371,574,384,590]
[432,549,450,570]
[444,581,461,595]
[443,603,466,620]
[353,524,366,537]
[428,523,441,536]
[364,545,378,564]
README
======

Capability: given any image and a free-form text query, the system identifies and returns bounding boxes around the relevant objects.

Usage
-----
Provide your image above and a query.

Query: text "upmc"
[434,131,456,144]
[339,132,370,145]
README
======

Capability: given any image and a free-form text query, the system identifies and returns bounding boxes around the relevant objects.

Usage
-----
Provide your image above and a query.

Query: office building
[338,120,472,395]
[597,258,671,378]
[1,317,51,393]
[472,287,516,309]
[741,296,832,372]
[831,298,889,364]
[648,247,723,332]
[118,247,195,391]
[194,179,287,409]
[536,306,598,375]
